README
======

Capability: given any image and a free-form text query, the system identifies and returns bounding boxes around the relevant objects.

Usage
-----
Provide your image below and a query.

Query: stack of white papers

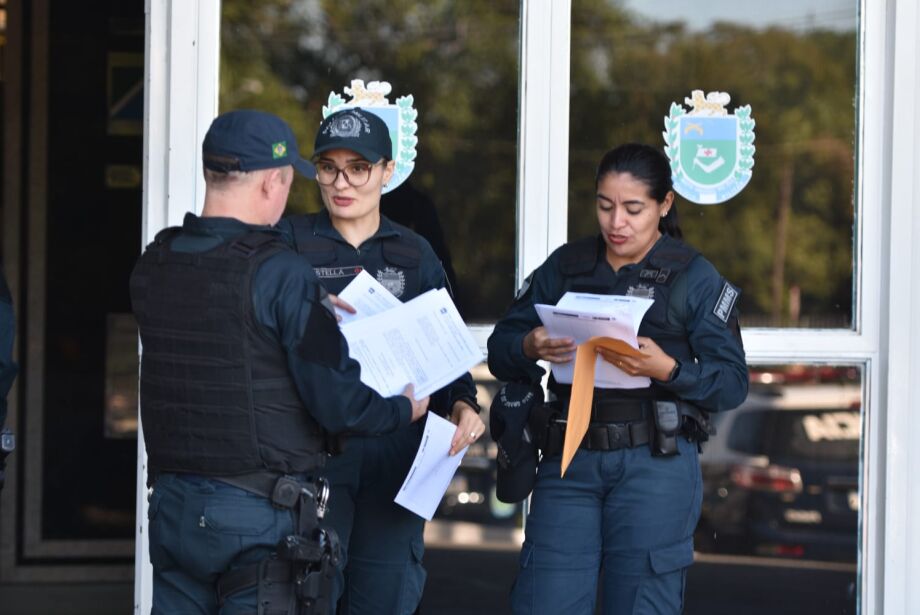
[334,269,402,325]
[337,273,483,399]
[334,271,482,519]
[535,292,654,389]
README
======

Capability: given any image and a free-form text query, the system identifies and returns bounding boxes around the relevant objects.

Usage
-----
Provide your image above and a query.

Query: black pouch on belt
[651,401,681,457]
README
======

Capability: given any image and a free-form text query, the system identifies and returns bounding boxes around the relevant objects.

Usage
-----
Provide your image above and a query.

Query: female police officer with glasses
[280,107,483,615]
[488,143,748,614]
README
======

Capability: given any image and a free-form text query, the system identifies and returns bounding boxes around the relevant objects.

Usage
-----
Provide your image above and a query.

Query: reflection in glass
[569,1,858,328]
[423,362,523,613]
[39,1,143,541]
[432,363,522,530]
[220,1,521,322]
[104,313,139,438]
[690,363,860,614]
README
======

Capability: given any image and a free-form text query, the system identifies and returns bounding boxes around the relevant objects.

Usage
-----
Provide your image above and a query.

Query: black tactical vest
[555,234,699,400]
[130,228,326,477]
[287,214,422,298]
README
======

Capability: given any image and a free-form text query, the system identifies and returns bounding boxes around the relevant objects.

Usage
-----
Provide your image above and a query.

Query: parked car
[695,383,861,562]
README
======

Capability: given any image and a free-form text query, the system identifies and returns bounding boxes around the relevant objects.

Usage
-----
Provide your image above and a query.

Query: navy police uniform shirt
[488,234,748,413]
[169,213,412,434]
[278,210,478,415]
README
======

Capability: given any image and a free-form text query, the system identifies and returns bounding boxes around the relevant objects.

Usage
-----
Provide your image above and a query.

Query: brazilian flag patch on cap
[272,141,287,159]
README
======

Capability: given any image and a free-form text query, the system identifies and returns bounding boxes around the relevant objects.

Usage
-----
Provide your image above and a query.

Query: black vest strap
[228,232,282,258]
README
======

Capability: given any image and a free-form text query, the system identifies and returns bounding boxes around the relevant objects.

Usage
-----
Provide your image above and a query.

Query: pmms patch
[713,282,739,324]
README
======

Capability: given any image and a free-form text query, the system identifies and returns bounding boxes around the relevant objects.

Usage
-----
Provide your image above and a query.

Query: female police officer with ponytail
[488,143,748,614]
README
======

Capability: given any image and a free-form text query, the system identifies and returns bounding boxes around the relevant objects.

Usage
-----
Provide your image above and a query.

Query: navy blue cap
[313,108,393,163]
[490,382,542,504]
[202,110,315,179]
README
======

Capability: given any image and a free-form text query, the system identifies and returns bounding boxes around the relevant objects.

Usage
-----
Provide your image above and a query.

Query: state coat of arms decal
[662,90,756,204]
[322,79,418,195]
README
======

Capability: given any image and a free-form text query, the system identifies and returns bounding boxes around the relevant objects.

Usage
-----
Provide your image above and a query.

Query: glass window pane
[39,1,142,542]
[569,1,858,329]
[423,361,523,613]
[219,1,521,322]
[692,363,861,614]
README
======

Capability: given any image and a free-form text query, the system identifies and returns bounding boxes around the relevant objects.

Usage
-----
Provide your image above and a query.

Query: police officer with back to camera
[129,109,429,615]
[0,267,18,491]
[488,143,748,614]
[279,107,483,614]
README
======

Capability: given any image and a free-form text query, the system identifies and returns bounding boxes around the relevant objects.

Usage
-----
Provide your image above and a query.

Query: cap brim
[312,142,386,164]
[495,443,538,504]
[292,158,317,180]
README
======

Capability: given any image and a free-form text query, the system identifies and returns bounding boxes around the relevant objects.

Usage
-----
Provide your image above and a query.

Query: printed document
[535,292,654,389]
[394,413,467,520]
[339,288,483,399]
[334,269,401,325]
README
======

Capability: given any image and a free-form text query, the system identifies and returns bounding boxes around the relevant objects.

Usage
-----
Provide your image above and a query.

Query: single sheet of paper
[556,292,652,323]
[394,413,467,521]
[534,294,654,389]
[335,269,402,325]
[340,288,483,399]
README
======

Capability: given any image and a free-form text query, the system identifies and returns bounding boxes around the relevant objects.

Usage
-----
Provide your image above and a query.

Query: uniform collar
[594,232,671,272]
[182,212,280,241]
[312,209,402,246]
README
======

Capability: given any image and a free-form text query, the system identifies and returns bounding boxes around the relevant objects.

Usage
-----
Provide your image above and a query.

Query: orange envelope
[560,336,648,477]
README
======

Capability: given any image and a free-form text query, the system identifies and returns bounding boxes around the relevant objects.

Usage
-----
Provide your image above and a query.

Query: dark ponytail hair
[595,143,683,239]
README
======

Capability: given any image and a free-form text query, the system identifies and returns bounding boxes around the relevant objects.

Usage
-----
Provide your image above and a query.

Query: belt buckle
[607,424,626,449]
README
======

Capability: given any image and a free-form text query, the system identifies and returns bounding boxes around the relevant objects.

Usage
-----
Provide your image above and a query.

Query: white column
[135,1,221,612]
[516,0,571,288]
[881,0,920,612]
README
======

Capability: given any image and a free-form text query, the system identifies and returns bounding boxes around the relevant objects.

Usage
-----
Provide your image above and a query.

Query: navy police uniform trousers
[512,437,701,615]
[323,422,427,615]
[147,474,298,614]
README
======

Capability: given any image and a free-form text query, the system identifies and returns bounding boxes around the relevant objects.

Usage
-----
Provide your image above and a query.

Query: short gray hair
[203,168,251,188]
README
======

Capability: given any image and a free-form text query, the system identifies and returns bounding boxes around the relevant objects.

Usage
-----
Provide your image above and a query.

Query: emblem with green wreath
[662,90,755,204]
[323,80,418,195]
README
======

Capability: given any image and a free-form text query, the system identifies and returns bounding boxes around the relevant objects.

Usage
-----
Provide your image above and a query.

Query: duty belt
[215,471,330,521]
[534,398,710,456]
[541,418,650,456]
[214,471,339,615]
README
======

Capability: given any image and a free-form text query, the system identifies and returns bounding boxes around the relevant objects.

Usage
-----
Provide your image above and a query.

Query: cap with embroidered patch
[313,107,393,163]
[490,382,542,504]
[202,109,315,179]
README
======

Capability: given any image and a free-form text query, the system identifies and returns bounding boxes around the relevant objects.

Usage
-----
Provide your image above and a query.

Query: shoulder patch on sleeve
[514,273,534,301]
[712,282,740,324]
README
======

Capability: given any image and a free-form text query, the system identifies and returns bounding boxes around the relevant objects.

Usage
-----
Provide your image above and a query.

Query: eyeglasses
[314,160,383,187]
